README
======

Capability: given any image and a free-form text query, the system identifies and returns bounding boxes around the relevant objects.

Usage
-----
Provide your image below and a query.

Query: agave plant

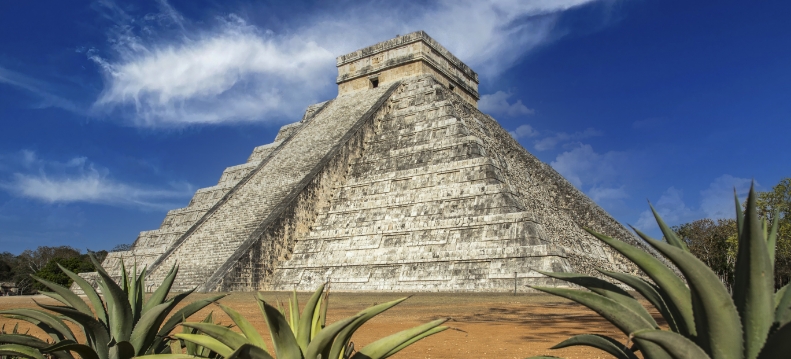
[155,283,449,359]
[527,185,791,359]
[0,254,224,359]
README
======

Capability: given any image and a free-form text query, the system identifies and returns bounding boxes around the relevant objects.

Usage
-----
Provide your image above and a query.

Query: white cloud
[480,91,535,117]
[0,151,191,209]
[90,0,605,128]
[509,124,539,139]
[0,66,82,114]
[700,174,754,219]
[634,175,754,235]
[635,187,696,233]
[588,186,628,202]
[550,143,630,191]
[534,128,603,151]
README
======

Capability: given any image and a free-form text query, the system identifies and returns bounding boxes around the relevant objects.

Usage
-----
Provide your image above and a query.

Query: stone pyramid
[97,31,644,292]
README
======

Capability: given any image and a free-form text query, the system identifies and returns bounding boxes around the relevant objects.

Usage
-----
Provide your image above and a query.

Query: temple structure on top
[77,31,648,293]
[336,31,479,106]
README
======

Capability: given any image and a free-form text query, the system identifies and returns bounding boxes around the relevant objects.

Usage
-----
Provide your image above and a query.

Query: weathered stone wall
[268,75,575,292]
[337,31,479,106]
[144,83,398,292]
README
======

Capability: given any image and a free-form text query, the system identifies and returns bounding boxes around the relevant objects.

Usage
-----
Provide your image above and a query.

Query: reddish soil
[0,292,645,359]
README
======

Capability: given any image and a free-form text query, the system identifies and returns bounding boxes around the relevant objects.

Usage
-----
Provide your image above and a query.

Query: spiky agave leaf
[586,228,696,338]
[639,230,743,359]
[549,334,638,359]
[57,264,108,325]
[179,323,250,351]
[257,294,301,359]
[0,343,46,359]
[217,303,268,351]
[350,318,448,359]
[327,297,410,359]
[0,309,76,342]
[597,269,680,333]
[632,330,711,359]
[297,283,326,353]
[732,185,775,359]
[537,271,657,327]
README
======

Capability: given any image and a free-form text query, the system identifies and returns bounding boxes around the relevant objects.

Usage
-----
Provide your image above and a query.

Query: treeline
[674,177,790,289]
[0,246,108,294]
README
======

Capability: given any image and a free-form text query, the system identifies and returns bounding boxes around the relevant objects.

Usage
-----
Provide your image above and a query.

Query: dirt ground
[0,292,646,359]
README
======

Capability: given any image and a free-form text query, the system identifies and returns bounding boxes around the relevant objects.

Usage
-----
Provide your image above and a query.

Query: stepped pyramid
[96,31,644,292]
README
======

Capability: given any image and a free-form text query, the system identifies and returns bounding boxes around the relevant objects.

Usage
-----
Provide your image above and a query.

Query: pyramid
[96,31,644,292]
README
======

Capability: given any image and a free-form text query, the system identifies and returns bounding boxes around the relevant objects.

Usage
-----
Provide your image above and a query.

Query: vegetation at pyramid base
[673,177,791,290]
[527,184,791,359]
[0,256,224,359]
[153,283,449,359]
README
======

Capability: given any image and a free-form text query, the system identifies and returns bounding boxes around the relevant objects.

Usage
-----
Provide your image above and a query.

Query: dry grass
[0,291,636,359]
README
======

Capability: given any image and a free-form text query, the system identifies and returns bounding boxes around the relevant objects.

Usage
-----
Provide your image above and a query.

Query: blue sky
[1,0,789,254]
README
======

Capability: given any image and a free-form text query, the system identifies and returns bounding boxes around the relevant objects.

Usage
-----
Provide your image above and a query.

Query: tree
[0,252,15,282]
[674,218,738,289]
[757,177,791,288]
[33,255,96,290]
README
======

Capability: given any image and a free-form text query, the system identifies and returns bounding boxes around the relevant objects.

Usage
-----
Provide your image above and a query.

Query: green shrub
[0,255,224,359]
[527,185,791,359]
[155,283,449,359]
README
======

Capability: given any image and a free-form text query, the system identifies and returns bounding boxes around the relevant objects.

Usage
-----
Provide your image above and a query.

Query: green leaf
[735,189,744,235]
[30,275,93,316]
[94,262,134,343]
[109,340,135,359]
[632,330,711,359]
[537,271,657,328]
[382,326,447,358]
[35,302,111,359]
[257,295,301,359]
[58,264,108,325]
[297,283,325,354]
[587,228,695,338]
[352,318,448,359]
[42,340,100,359]
[642,234,743,359]
[0,343,46,359]
[732,185,774,359]
[757,322,791,359]
[218,303,268,351]
[775,282,791,327]
[225,344,275,359]
[0,333,50,348]
[551,334,638,359]
[531,287,655,335]
[130,301,174,355]
[132,355,199,359]
[305,314,361,359]
[143,265,178,314]
[598,270,679,333]
[288,290,299,337]
[328,297,409,359]
[155,294,225,346]
[145,290,199,354]
[650,203,688,251]
[174,334,233,358]
[0,309,76,341]
[180,323,250,351]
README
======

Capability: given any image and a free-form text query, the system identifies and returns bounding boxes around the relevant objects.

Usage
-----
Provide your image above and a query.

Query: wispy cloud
[634,175,755,234]
[0,151,192,209]
[480,91,535,117]
[89,0,605,128]
[534,128,603,151]
[550,143,630,192]
[0,66,82,113]
[509,124,539,139]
